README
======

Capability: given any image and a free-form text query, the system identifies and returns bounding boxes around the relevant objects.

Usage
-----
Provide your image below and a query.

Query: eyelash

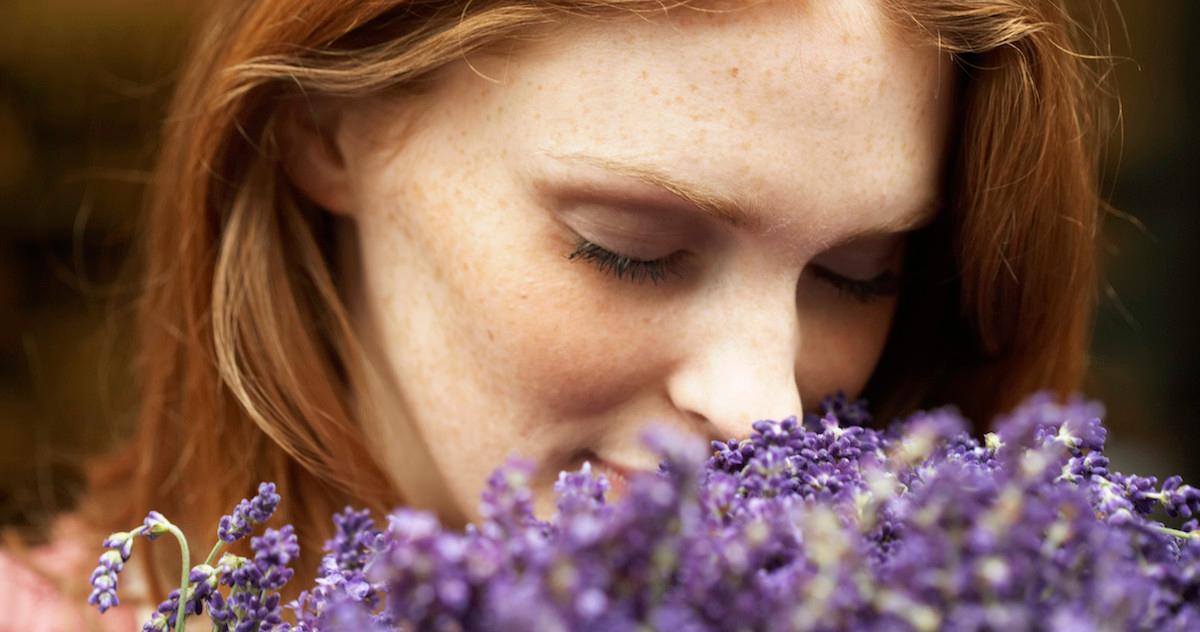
[808,265,901,303]
[566,239,687,286]
[567,238,901,302]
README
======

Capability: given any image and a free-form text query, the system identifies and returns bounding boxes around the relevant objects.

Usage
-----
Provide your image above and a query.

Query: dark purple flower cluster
[87,510,178,616]
[89,482,291,632]
[93,391,1200,631]
[140,524,300,632]
[307,392,1199,631]
[220,482,282,543]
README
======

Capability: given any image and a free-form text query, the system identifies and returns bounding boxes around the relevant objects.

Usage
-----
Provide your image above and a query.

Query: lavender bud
[142,511,172,541]
[88,530,140,614]
[252,524,300,591]
[218,482,282,543]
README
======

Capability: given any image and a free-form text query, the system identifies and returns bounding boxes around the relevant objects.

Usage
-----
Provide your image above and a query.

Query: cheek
[470,246,676,419]
[359,156,671,426]
[795,295,898,401]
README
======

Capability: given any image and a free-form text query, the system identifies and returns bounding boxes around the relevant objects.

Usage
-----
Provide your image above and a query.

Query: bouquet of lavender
[89,392,1200,631]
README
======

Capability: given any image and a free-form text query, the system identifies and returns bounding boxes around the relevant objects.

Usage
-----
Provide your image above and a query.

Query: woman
[0,0,1113,627]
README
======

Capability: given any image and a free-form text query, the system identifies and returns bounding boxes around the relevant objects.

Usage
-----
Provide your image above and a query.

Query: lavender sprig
[89,482,289,632]
[91,391,1200,631]
[318,391,1200,631]
[219,482,282,543]
[88,529,139,613]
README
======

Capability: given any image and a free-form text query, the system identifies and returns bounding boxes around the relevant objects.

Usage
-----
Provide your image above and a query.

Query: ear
[277,97,357,216]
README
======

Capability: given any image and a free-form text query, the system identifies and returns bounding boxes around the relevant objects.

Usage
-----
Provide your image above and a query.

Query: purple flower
[142,511,171,541]
[219,482,282,543]
[87,531,137,613]
[332,391,1197,630]
[1161,476,1200,519]
[87,393,1200,632]
[189,564,219,606]
[206,546,291,631]
[253,525,300,591]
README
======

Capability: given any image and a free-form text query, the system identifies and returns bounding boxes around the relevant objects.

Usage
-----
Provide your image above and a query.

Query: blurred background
[0,1,1197,533]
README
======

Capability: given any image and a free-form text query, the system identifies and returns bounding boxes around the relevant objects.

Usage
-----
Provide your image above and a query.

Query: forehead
[430,0,954,244]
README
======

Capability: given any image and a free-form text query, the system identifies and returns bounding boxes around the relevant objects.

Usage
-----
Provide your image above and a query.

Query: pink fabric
[0,516,142,632]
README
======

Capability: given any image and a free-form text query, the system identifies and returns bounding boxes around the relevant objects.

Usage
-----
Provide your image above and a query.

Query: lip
[586,456,653,501]
[592,460,631,499]
[595,459,638,482]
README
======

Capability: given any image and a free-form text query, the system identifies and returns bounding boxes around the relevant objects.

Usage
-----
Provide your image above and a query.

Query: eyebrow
[546,151,942,238]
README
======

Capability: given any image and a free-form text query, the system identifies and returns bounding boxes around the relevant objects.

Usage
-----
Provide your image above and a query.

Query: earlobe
[277,99,357,216]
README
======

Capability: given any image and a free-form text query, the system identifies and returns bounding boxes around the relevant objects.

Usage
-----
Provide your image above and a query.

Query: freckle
[688,83,698,93]
[673,95,683,105]
[728,66,739,78]
[640,69,649,80]
[650,87,660,96]
[487,329,496,341]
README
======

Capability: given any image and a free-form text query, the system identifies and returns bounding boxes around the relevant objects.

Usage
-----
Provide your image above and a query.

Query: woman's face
[293,0,955,523]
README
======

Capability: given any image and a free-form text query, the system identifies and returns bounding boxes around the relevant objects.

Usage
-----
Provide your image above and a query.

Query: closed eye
[806,265,901,303]
[567,237,901,304]
[566,238,686,286]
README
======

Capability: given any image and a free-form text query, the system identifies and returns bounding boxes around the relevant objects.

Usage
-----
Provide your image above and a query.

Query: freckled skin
[332,0,955,523]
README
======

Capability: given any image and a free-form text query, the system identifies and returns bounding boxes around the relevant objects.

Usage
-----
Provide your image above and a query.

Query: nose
[665,294,803,442]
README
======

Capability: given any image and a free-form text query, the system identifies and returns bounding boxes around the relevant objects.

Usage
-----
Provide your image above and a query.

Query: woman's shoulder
[0,513,145,632]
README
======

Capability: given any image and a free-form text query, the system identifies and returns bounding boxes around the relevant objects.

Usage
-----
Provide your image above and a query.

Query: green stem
[1150,524,1199,541]
[203,540,225,566]
[161,523,191,632]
